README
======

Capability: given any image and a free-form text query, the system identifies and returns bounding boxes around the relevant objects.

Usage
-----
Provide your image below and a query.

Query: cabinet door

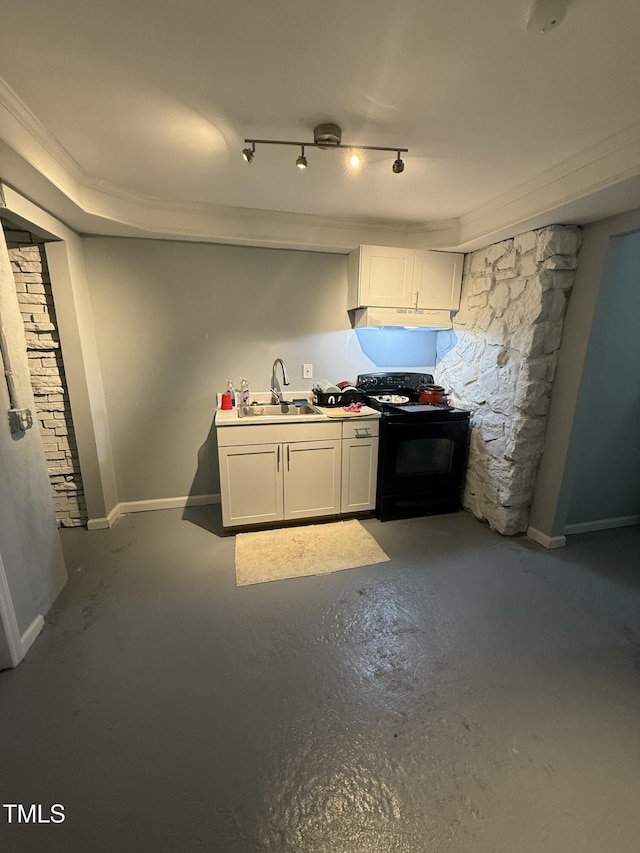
[283,440,341,520]
[359,245,414,308]
[218,443,283,527]
[341,436,379,513]
[414,250,464,310]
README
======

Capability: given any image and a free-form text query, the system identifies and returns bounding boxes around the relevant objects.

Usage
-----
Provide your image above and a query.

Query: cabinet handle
[355,428,371,437]
[277,445,280,472]
[415,290,419,309]
[287,445,291,471]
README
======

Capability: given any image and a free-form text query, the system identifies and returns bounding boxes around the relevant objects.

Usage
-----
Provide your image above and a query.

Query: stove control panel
[357,372,434,391]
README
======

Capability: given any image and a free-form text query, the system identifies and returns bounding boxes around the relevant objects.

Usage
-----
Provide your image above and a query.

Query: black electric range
[356,372,470,520]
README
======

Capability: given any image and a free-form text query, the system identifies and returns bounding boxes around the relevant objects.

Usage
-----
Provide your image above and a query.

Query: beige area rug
[235,519,390,586]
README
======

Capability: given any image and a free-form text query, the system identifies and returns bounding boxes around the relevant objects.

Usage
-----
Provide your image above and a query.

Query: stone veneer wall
[1,219,87,527]
[435,225,582,536]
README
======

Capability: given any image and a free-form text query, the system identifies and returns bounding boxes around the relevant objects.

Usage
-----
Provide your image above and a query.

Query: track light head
[526,0,568,33]
[392,154,405,174]
[242,144,255,163]
[296,146,308,169]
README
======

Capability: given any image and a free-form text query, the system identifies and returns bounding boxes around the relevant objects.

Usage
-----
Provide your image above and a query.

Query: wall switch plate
[303,363,313,379]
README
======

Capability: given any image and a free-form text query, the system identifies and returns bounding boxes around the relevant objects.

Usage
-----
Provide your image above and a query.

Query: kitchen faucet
[270,358,290,404]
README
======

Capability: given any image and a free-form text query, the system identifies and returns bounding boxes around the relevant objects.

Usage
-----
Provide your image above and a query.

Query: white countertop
[215,396,380,426]
[313,405,380,420]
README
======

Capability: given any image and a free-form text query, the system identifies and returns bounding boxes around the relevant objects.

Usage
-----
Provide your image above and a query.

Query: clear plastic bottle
[226,379,236,407]
[240,377,250,405]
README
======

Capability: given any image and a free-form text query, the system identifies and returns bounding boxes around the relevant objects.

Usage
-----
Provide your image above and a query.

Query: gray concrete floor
[1,507,639,853]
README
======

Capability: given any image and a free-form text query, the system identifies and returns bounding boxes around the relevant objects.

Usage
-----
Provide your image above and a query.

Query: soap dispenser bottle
[226,379,236,407]
[240,377,250,405]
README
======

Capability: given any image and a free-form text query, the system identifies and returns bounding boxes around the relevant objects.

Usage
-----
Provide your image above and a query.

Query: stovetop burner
[356,371,469,420]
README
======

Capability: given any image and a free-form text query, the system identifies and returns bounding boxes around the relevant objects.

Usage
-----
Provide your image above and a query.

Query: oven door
[377,417,469,520]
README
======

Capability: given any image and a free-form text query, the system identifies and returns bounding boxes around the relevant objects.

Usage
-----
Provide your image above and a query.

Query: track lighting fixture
[242,123,408,173]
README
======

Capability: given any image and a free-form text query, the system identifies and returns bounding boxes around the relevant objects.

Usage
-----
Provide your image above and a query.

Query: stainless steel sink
[237,403,320,418]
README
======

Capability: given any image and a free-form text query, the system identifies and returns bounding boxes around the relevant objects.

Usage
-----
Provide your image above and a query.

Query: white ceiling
[1,0,639,250]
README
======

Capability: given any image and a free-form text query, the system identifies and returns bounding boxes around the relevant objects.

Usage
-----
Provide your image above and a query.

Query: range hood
[350,307,452,330]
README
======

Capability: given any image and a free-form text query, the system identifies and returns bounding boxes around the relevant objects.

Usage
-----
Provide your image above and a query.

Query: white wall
[565,230,640,527]
[0,226,67,639]
[81,238,437,503]
[46,239,119,523]
[529,207,640,542]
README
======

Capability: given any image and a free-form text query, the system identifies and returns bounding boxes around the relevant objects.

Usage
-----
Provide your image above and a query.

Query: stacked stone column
[435,225,582,535]
[2,220,86,527]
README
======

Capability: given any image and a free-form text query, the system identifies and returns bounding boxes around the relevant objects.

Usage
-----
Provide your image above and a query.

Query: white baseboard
[119,493,220,514]
[21,615,44,658]
[87,494,220,529]
[526,526,567,549]
[87,501,122,531]
[564,514,640,536]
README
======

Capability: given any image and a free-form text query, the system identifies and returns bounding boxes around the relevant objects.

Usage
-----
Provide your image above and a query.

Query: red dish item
[418,385,447,404]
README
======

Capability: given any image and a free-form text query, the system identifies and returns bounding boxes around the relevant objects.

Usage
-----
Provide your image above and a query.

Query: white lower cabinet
[341,420,379,513]
[217,421,343,528]
[217,418,379,529]
[284,440,341,520]
[218,442,283,527]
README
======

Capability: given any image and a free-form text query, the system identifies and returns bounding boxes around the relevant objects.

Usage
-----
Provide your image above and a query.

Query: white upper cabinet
[352,245,415,308]
[347,245,464,311]
[413,249,464,311]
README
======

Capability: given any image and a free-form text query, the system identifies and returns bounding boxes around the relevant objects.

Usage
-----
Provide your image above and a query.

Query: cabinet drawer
[217,421,341,447]
[342,419,379,440]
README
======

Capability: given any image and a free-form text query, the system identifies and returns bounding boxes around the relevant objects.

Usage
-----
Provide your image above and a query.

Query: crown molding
[1,75,639,253]
[71,179,429,251]
[457,120,640,249]
[0,76,84,183]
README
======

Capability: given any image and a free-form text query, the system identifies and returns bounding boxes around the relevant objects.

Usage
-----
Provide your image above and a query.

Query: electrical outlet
[8,407,33,434]
[302,363,313,379]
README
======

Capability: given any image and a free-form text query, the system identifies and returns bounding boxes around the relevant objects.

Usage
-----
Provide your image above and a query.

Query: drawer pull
[355,428,371,437]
